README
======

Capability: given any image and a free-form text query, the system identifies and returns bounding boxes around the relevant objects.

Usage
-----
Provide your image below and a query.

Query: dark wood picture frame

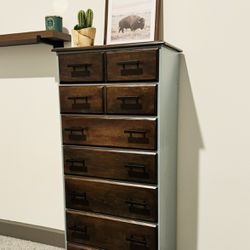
[104,0,161,45]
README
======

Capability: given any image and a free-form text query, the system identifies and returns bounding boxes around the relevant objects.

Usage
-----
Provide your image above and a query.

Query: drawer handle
[118,60,141,66]
[69,224,90,241]
[68,63,92,78]
[126,200,150,216]
[117,60,143,76]
[125,163,149,179]
[117,96,142,110]
[126,235,148,250]
[71,192,89,206]
[64,128,87,141]
[68,96,91,110]
[66,159,87,173]
[124,129,149,144]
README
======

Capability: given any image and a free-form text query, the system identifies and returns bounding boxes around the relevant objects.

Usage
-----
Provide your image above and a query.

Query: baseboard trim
[0,219,65,248]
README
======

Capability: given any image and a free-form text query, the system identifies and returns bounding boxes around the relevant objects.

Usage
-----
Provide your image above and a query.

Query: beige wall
[165,0,250,250]
[1,0,250,249]
[0,46,64,229]
[0,0,105,230]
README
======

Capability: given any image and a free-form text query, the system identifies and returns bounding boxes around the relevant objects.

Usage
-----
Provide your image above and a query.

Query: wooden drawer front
[60,86,104,114]
[106,85,157,115]
[67,211,157,250]
[62,116,157,150]
[68,243,103,250]
[64,147,157,184]
[65,176,157,222]
[106,49,158,82]
[59,53,104,83]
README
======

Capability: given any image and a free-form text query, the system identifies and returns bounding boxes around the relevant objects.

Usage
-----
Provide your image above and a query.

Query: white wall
[0,0,105,230]
[165,0,250,250]
[1,0,250,249]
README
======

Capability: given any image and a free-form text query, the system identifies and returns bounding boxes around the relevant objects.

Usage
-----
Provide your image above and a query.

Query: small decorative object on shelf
[45,16,63,32]
[72,9,96,47]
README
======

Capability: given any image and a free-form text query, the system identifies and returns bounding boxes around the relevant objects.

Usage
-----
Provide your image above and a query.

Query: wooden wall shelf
[0,30,71,48]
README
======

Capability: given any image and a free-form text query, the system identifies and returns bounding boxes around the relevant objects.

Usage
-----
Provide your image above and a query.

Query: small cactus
[74,9,94,30]
[78,10,86,29]
[86,9,94,28]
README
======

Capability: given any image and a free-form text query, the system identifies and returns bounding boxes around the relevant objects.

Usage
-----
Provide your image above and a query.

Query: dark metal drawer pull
[68,63,92,78]
[124,129,149,144]
[117,60,142,66]
[117,96,142,110]
[71,192,89,206]
[125,163,149,179]
[69,224,89,241]
[126,201,150,215]
[68,96,91,110]
[126,235,148,250]
[64,128,87,141]
[66,159,87,173]
[117,60,143,76]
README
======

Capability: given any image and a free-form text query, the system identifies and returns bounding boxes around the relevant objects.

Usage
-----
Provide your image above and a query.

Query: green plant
[74,9,94,30]
[86,9,93,28]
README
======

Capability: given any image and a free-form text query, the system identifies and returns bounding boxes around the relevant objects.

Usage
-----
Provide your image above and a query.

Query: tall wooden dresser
[54,41,181,250]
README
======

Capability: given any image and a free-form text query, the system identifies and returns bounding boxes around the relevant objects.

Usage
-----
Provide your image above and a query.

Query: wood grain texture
[60,86,104,114]
[154,0,161,40]
[62,115,157,150]
[55,42,180,249]
[65,176,157,222]
[64,146,157,184]
[106,85,157,115]
[59,53,104,83]
[106,49,159,82]
[68,242,104,250]
[0,30,71,47]
[53,41,182,53]
[66,210,157,250]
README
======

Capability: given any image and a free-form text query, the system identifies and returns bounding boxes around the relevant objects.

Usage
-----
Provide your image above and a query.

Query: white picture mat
[106,0,156,44]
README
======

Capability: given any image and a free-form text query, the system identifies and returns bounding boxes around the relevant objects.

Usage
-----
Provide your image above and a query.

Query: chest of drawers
[54,41,181,250]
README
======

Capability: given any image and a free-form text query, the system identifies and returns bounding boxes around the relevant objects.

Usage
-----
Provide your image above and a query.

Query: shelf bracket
[37,36,64,48]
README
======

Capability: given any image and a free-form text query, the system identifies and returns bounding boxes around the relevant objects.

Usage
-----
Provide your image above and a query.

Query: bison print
[107,0,155,44]
[119,15,145,33]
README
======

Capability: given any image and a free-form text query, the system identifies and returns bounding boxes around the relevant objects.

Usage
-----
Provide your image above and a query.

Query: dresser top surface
[52,40,182,53]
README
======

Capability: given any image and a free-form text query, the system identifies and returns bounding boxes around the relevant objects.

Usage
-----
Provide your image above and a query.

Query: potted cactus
[72,9,96,47]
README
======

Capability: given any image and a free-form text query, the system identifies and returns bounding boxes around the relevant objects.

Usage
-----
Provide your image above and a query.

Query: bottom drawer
[67,210,157,250]
[68,242,103,250]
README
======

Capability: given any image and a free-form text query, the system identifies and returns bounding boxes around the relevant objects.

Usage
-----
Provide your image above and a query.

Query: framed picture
[104,0,160,45]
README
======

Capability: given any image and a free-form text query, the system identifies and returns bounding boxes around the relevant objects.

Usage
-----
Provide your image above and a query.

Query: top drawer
[106,49,158,82]
[59,53,104,83]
